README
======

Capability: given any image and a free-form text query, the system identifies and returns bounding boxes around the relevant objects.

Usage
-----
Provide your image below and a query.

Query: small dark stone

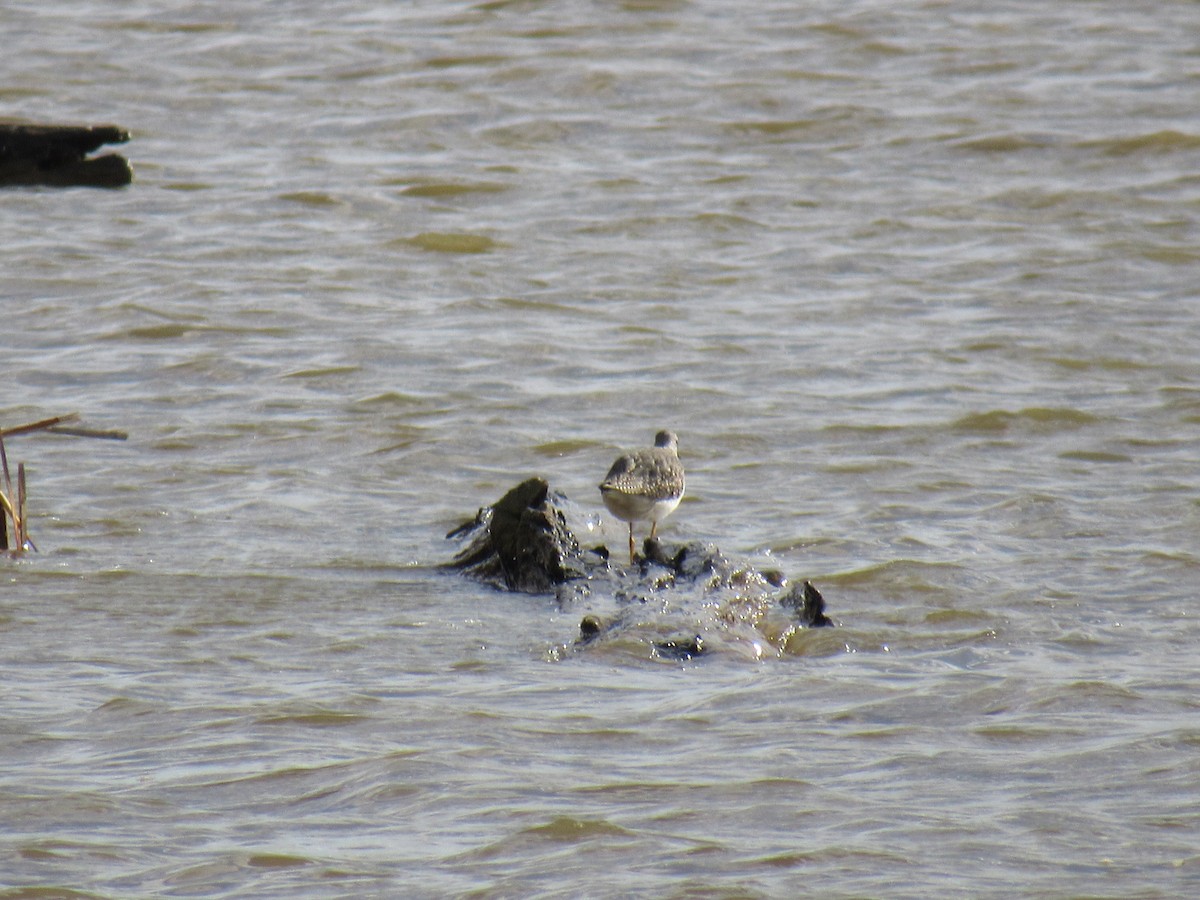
[653,634,705,660]
[640,537,676,568]
[761,569,787,588]
[670,541,724,578]
[781,580,833,628]
[578,615,604,642]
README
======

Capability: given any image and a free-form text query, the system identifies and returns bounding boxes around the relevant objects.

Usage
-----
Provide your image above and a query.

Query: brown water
[2,1,1199,896]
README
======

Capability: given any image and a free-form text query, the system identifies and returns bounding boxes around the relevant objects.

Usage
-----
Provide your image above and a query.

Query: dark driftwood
[444,477,833,658]
[0,121,132,188]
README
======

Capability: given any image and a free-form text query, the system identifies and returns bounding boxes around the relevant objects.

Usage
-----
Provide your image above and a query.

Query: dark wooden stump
[0,121,132,188]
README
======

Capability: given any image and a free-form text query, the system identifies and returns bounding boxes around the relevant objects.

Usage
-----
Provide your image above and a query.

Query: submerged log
[443,478,834,659]
[0,121,132,188]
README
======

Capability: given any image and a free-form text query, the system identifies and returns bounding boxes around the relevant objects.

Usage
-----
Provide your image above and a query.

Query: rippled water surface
[3,1,1199,897]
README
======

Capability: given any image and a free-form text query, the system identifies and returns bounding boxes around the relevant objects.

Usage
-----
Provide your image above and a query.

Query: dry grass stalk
[0,411,125,555]
[0,432,34,553]
[0,412,127,442]
[0,413,79,439]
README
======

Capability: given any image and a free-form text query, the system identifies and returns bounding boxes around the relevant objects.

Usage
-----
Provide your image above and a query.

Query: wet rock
[0,121,132,188]
[780,580,833,628]
[442,477,586,593]
[445,478,834,658]
[652,634,706,660]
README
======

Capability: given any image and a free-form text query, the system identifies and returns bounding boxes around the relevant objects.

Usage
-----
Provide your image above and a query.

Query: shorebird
[599,430,685,564]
